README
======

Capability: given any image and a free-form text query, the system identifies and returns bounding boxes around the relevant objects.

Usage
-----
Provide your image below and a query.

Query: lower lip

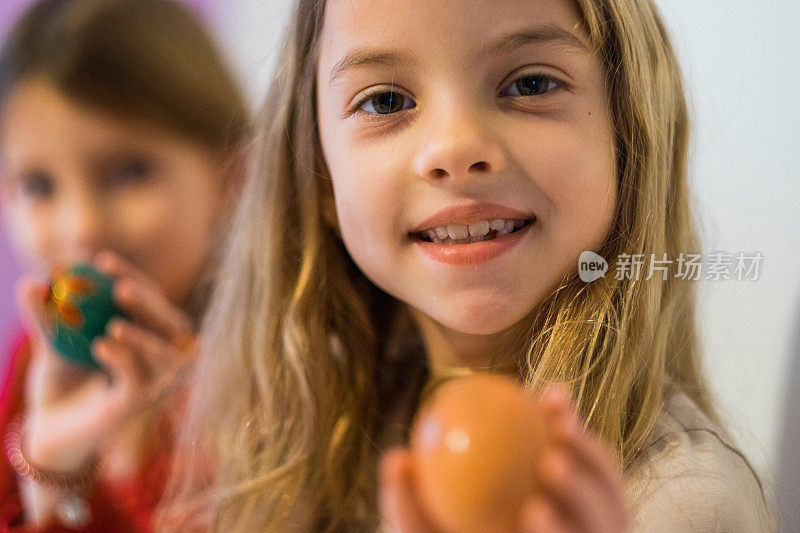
[411,220,533,266]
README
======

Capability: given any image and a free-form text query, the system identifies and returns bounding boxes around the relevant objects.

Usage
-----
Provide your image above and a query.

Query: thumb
[380,447,438,533]
[16,277,51,340]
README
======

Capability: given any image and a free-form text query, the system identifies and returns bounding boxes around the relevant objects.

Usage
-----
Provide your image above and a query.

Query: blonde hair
[159,0,734,530]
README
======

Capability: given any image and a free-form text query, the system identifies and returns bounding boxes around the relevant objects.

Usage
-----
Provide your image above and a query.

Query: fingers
[91,250,195,409]
[531,385,631,533]
[536,385,624,494]
[535,384,578,427]
[544,394,629,517]
[107,319,181,367]
[15,277,50,339]
[94,251,194,343]
[521,497,573,533]
[536,449,616,533]
[105,318,194,386]
[558,421,628,512]
[379,448,440,533]
[99,320,193,402]
[92,336,140,400]
[94,250,151,286]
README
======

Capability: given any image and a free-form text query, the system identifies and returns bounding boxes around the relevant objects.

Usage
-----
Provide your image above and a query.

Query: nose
[412,104,506,183]
[57,191,106,262]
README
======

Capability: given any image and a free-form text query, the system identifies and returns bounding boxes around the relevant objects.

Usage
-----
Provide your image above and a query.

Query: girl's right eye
[352,90,417,117]
[20,172,55,199]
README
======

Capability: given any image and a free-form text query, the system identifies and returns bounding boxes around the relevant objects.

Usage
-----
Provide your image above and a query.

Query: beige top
[624,390,777,532]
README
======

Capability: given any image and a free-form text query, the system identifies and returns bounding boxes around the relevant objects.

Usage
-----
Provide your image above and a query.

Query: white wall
[211,0,800,487]
[212,0,291,109]
[655,0,800,487]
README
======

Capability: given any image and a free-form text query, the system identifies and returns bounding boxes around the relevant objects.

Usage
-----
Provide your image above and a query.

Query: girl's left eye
[107,159,153,188]
[499,72,564,98]
[354,91,417,116]
[20,171,56,199]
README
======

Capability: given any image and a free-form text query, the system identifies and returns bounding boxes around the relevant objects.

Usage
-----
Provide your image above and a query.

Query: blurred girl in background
[0,0,248,530]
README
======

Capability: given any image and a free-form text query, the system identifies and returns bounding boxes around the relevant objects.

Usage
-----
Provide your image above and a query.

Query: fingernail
[540,451,569,484]
[93,339,107,357]
[556,416,580,440]
[115,281,132,301]
[540,384,570,407]
[94,251,117,274]
[107,320,123,339]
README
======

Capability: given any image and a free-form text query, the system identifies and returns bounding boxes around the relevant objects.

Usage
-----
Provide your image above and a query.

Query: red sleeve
[0,330,173,533]
[0,328,33,530]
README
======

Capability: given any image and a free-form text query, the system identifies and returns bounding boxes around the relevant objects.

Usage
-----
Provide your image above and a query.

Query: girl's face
[316,0,617,336]
[0,80,227,306]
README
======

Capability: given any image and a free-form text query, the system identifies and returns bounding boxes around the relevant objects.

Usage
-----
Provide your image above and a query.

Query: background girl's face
[0,80,226,306]
[316,0,617,335]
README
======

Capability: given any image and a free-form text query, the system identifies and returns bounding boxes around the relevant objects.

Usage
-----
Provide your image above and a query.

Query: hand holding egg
[15,251,198,476]
[379,373,631,533]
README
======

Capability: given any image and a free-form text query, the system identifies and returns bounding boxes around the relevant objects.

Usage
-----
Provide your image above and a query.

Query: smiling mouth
[410,217,534,245]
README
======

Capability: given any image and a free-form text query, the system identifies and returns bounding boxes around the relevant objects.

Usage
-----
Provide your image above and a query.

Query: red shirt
[0,330,173,532]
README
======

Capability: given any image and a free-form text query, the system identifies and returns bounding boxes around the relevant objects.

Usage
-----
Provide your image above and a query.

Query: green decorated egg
[45,263,121,371]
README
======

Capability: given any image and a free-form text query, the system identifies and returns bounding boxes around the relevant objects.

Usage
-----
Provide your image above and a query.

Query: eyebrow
[328,23,590,84]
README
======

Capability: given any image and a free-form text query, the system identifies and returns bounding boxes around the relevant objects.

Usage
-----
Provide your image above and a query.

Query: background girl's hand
[379,384,632,533]
[18,250,196,475]
[522,386,631,533]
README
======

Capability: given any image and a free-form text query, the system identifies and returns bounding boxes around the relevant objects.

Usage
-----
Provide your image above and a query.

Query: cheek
[327,141,406,247]
[531,125,616,240]
[3,201,57,267]
[332,173,395,266]
[116,196,174,247]
[115,191,217,303]
[327,151,418,300]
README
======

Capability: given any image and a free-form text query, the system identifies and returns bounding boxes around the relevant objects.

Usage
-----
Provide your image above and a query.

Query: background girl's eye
[357,91,416,115]
[21,172,55,199]
[500,73,562,98]
[108,158,153,187]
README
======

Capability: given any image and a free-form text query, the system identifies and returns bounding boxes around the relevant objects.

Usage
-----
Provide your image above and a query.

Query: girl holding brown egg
[159,0,776,531]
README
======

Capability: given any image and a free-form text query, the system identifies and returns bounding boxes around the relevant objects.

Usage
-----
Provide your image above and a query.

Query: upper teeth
[422,218,522,241]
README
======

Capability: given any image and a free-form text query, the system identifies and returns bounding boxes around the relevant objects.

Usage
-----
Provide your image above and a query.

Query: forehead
[1,80,191,159]
[318,0,588,79]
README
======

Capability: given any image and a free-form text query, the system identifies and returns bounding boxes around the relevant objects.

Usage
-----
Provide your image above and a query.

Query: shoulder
[624,390,776,532]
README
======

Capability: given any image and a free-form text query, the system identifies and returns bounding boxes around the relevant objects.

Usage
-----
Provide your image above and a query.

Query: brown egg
[409,372,552,533]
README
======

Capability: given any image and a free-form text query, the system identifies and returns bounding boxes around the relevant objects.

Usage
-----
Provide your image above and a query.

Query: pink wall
[0,0,222,356]
[0,0,35,354]
[0,216,23,352]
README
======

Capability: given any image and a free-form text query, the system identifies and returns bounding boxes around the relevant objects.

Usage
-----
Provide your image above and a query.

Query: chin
[432,301,525,336]
[447,320,512,336]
